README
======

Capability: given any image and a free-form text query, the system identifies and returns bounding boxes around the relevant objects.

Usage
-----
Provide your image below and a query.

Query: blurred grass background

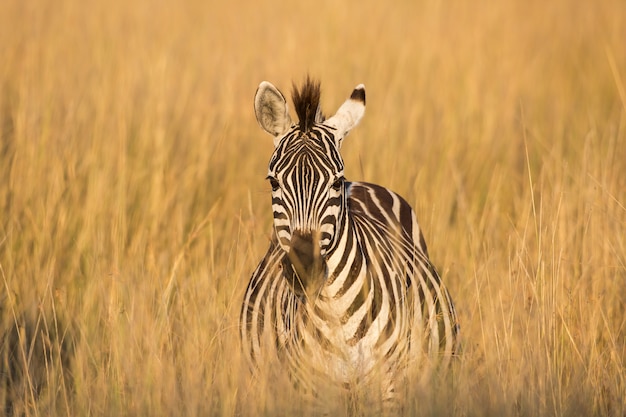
[0,0,625,415]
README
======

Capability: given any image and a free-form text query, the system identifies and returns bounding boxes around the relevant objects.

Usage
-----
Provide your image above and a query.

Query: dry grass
[1,0,625,415]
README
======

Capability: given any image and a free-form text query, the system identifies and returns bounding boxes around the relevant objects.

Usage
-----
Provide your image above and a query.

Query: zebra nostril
[289,231,318,272]
[287,230,326,298]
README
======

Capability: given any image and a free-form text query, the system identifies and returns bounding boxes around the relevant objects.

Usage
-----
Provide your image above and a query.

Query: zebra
[240,77,459,412]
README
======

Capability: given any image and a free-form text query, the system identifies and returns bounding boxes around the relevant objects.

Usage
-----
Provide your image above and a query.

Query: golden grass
[1,0,625,415]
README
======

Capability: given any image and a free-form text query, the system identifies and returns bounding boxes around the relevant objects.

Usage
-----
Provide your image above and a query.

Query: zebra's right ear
[254,81,293,141]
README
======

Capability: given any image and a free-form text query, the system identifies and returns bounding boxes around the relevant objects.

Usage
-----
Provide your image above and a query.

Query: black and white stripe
[241,78,459,409]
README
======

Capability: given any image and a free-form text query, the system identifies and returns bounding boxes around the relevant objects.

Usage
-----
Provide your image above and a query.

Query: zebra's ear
[254,81,293,140]
[324,84,366,143]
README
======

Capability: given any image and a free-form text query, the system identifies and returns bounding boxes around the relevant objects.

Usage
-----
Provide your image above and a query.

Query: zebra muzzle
[286,230,327,301]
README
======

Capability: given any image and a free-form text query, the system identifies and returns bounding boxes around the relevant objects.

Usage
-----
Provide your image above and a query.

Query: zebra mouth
[286,231,327,301]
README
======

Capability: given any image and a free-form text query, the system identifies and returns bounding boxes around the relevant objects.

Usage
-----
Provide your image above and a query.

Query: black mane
[291,77,323,132]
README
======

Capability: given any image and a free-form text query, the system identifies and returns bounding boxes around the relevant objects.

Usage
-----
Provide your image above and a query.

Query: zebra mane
[292,77,324,132]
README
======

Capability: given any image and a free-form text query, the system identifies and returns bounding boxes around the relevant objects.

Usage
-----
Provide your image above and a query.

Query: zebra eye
[267,177,280,192]
[331,177,344,191]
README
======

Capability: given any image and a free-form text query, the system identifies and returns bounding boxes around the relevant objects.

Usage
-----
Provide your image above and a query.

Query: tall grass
[0,0,624,415]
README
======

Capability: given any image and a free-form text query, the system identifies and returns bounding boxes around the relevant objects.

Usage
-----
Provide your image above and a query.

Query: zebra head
[254,78,365,299]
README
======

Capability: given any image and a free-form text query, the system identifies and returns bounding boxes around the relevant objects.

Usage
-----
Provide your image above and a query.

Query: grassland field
[0,0,625,415]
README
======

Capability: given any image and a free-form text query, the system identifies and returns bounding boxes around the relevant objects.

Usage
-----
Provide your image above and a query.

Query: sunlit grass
[0,0,625,415]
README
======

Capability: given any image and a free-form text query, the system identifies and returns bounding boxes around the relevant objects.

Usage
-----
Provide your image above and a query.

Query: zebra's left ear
[324,84,366,145]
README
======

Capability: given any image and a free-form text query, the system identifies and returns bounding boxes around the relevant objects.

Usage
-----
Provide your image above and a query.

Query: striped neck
[322,182,354,281]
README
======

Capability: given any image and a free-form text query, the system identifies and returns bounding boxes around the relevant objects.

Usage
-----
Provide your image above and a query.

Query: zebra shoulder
[346,181,429,256]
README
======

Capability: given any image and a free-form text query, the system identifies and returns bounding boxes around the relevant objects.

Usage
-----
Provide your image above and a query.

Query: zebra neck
[301,222,379,351]
[320,220,365,301]
[322,195,352,274]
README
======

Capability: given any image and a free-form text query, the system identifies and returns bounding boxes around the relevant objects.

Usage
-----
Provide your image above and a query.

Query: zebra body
[241,78,458,405]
